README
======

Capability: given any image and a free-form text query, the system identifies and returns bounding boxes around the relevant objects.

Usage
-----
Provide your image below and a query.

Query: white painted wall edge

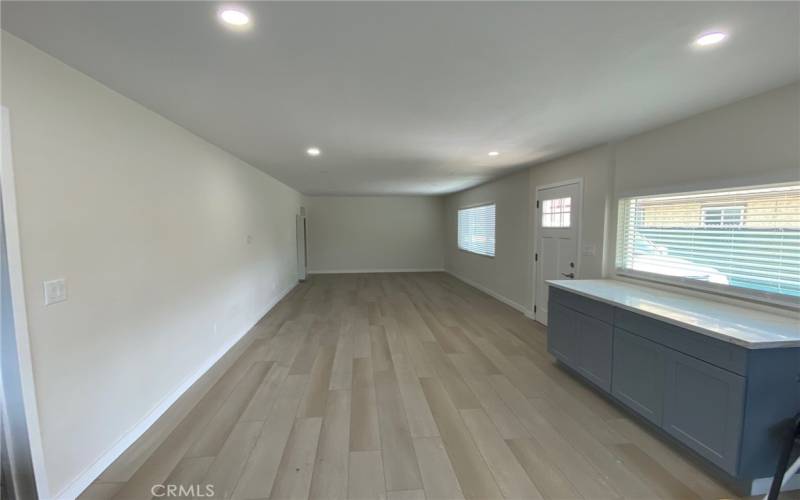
[1,107,51,499]
[308,268,445,274]
[56,281,298,500]
[444,269,534,317]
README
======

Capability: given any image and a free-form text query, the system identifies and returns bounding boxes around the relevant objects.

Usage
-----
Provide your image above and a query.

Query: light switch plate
[43,278,67,305]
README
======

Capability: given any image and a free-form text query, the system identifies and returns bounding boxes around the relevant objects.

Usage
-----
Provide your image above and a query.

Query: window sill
[614,269,800,314]
[458,248,495,259]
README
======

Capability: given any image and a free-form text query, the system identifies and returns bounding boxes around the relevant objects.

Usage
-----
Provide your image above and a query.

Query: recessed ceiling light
[488,151,500,157]
[694,32,728,47]
[306,147,321,157]
[219,8,250,27]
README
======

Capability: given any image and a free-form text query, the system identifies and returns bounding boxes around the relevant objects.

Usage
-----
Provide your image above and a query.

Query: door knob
[561,273,575,279]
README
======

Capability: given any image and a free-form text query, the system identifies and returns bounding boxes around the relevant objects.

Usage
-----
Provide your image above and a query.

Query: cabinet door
[547,301,579,367]
[576,313,613,391]
[663,349,745,475]
[612,328,666,425]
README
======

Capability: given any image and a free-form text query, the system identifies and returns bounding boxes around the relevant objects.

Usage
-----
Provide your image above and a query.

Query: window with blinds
[616,182,800,305]
[458,204,496,257]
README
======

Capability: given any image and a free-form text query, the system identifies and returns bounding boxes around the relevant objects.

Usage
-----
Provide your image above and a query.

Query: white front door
[534,181,581,325]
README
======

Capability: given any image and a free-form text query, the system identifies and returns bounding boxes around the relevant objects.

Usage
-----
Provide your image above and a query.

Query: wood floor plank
[527,396,657,499]
[288,325,322,375]
[386,489,426,500]
[349,451,387,500]
[162,456,214,493]
[203,420,263,499]
[329,314,355,390]
[489,375,622,499]
[239,363,286,421]
[402,330,437,379]
[186,361,272,458]
[297,345,336,418]
[309,389,351,500]
[90,273,754,500]
[231,374,309,500]
[383,317,440,438]
[370,324,393,372]
[350,358,381,451]
[374,369,423,491]
[450,355,529,440]
[422,342,481,410]
[412,437,465,500]
[353,306,374,356]
[606,417,736,499]
[459,408,543,499]
[269,417,324,500]
[611,442,701,500]
[265,318,312,367]
[420,377,503,500]
[507,438,583,500]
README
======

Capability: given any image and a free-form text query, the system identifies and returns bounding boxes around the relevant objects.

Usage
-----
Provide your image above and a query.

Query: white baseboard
[444,269,533,317]
[57,282,298,500]
[308,268,445,274]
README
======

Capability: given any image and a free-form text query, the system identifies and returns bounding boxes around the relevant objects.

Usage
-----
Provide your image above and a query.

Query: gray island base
[546,279,800,496]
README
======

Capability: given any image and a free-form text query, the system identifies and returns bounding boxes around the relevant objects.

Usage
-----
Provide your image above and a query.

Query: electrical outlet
[246,235,253,244]
[43,278,67,305]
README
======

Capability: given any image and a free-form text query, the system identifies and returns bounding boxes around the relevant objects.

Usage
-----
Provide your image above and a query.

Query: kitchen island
[547,279,800,495]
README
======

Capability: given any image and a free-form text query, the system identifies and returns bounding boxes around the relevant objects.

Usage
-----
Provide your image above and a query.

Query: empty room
[1,2,799,499]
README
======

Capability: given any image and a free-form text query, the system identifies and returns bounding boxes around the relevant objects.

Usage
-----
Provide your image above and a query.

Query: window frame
[701,205,745,228]
[615,183,800,310]
[541,196,573,228]
[457,202,496,258]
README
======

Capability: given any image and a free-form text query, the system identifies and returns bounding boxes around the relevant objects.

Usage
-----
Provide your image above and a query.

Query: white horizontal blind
[458,204,496,257]
[617,183,800,304]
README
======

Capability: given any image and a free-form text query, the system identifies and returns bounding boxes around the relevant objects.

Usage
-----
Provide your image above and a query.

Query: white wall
[2,33,303,497]
[528,145,613,309]
[444,169,531,312]
[609,82,800,274]
[306,196,444,273]
[614,83,799,197]
[444,82,799,315]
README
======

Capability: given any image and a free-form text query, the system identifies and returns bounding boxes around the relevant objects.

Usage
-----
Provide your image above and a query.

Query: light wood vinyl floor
[80,272,785,500]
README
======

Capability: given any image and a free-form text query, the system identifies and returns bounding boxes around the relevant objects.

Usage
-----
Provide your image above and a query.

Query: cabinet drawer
[615,309,747,376]
[550,287,613,324]
[612,328,666,425]
[663,349,745,475]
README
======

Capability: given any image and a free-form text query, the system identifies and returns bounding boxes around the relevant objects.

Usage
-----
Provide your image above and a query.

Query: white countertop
[547,279,800,349]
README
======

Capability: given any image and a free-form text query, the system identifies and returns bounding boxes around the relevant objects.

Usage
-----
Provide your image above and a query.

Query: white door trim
[533,177,584,323]
[1,107,51,499]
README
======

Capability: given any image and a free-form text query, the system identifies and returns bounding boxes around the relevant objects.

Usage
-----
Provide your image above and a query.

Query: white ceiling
[3,2,798,195]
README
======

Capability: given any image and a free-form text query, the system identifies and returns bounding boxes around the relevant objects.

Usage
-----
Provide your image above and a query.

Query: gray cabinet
[547,301,579,365]
[547,285,800,492]
[612,328,666,425]
[547,294,612,391]
[576,314,613,391]
[663,349,745,475]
